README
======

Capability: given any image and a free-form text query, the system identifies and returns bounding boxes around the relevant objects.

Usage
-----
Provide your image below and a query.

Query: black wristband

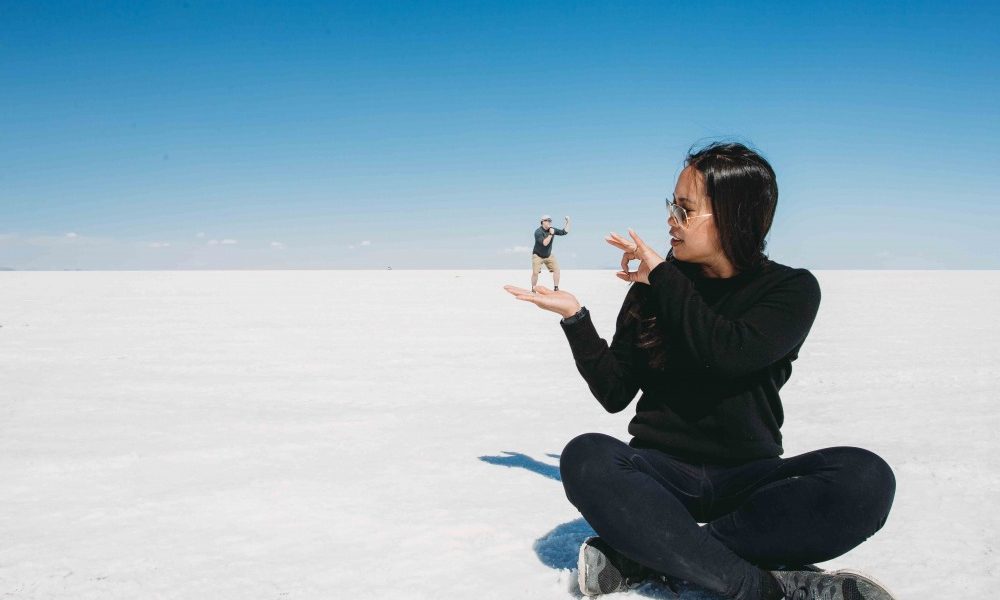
[561,306,588,325]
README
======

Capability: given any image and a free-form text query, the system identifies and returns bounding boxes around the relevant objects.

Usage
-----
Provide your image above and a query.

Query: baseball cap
[540,214,552,221]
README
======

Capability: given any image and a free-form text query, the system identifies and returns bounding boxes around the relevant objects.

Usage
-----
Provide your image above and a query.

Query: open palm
[503,285,582,319]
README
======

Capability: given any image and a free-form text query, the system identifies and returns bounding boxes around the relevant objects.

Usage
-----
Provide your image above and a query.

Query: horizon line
[2,267,997,273]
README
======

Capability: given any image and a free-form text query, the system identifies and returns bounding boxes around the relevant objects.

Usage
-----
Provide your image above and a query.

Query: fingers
[615,234,640,281]
[504,284,552,303]
[628,229,648,253]
[508,290,541,304]
[628,229,662,265]
[503,285,531,296]
[606,231,638,253]
[604,234,627,251]
[505,284,557,297]
[504,285,543,305]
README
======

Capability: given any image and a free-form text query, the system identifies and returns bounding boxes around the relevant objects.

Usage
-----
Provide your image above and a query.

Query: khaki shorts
[532,254,559,274]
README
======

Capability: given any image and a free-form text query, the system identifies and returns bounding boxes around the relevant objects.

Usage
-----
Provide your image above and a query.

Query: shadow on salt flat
[479,451,727,600]
[479,450,561,481]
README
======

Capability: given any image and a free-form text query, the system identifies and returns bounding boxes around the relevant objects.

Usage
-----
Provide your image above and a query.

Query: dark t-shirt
[533,226,567,258]
[560,258,821,462]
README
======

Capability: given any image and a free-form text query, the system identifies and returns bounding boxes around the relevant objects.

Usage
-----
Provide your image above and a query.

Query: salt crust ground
[1,270,997,599]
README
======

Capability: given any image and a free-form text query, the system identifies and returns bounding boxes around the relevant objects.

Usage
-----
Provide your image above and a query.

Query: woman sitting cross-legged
[504,142,897,600]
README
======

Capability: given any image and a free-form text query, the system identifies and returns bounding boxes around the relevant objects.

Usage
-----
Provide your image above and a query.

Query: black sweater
[560,258,821,463]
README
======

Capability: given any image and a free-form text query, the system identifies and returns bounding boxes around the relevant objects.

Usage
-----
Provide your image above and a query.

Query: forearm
[561,309,639,413]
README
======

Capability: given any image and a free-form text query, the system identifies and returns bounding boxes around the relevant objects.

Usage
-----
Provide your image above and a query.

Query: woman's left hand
[503,285,582,319]
[606,229,664,285]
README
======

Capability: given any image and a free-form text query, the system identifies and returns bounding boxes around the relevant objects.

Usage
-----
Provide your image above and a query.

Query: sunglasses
[666,197,713,229]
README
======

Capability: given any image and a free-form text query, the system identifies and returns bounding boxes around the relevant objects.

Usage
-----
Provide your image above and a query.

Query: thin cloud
[270,241,286,249]
[23,233,105,247]
[207,238,238,246]
[502,245,532,254]
[148,242,171,248]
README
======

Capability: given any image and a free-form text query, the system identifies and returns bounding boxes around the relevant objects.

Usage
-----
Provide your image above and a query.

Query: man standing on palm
[531,215,571,292]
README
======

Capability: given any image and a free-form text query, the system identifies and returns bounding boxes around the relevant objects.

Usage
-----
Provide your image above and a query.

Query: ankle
[759,570,785,600]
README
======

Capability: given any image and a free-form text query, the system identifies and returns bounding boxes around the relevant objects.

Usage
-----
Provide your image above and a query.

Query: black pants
[560,433,895,600]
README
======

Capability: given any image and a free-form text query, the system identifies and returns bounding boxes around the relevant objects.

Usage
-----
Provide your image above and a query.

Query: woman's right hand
[503,285,582,319]
[606,229,664,285]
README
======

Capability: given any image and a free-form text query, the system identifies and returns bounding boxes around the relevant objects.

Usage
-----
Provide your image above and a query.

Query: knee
[559,433,619,501]
[828,447,896,532]
[838,447,895,501]
[560,433,608,480]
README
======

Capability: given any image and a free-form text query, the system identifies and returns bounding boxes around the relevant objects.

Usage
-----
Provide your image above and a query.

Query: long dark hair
[686,141,778,272]
[626,141,779,369]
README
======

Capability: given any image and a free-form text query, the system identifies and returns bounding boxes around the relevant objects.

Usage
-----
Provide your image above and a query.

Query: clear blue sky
[2,1,998,269]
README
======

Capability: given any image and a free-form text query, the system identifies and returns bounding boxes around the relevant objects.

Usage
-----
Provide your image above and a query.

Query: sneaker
[554,286,559,291]
[770,568,897,600]
[577,537,652,596]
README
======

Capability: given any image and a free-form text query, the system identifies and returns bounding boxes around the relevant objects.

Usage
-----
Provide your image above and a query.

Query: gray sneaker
[770,569,897,600]
[577,537,652,596]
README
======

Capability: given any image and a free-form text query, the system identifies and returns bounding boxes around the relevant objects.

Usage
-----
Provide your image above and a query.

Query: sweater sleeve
[560,301,641,414]
[646,261,821,379]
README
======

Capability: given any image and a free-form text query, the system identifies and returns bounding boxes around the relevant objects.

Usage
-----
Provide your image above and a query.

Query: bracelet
[561,306,588,325]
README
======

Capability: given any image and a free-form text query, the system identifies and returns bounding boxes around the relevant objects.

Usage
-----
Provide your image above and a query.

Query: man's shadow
[479,451,726,599]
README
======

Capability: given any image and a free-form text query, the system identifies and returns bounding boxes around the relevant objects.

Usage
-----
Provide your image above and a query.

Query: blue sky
[2,1,998,269]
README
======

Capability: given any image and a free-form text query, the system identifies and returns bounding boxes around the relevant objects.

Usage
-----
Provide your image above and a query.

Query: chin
[672,248,706,266]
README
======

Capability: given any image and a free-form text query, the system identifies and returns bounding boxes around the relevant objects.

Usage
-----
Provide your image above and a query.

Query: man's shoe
[770,569,897,600]
[554,286,559,291]
[577,537,651,596]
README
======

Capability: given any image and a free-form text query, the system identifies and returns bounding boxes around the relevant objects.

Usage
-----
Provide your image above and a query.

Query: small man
[531,215,570,292]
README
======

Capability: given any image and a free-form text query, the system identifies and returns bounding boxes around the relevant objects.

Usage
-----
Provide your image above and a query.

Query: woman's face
[669,166,731,274]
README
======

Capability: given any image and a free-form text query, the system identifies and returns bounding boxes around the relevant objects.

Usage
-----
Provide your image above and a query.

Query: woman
[504,142,897,600]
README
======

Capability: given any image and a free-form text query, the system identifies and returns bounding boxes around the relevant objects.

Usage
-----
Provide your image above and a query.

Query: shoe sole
[578,537,618,597]
[577,539,597,596]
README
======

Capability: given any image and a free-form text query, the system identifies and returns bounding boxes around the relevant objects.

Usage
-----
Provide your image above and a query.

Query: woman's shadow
[479,451,726,599]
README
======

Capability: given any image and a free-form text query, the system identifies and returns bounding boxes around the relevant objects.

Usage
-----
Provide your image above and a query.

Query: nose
[667,214,680,228]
